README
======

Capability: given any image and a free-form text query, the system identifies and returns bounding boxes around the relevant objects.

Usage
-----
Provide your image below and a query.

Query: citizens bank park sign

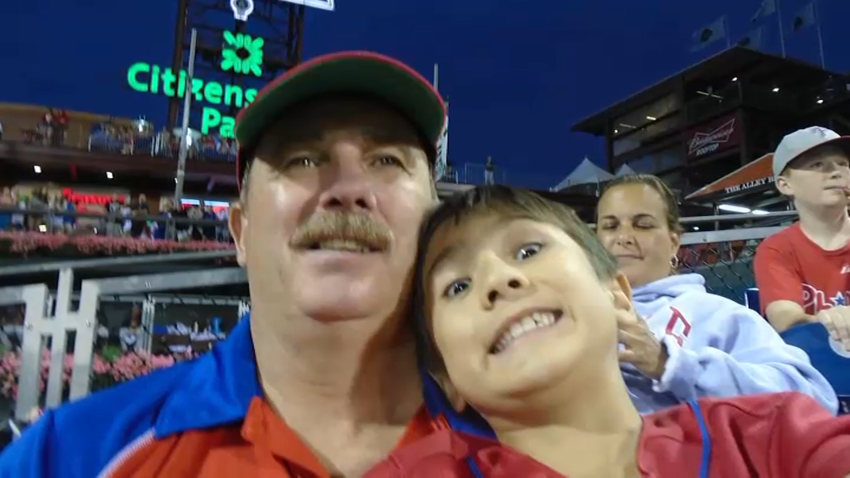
[125,30,265,139]
[686,113,741,159]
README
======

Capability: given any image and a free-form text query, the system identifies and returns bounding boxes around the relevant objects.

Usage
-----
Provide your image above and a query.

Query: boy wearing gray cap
[754,126,850,351]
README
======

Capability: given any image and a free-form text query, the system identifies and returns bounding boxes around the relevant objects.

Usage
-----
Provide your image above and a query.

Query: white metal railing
[0,252,247,422]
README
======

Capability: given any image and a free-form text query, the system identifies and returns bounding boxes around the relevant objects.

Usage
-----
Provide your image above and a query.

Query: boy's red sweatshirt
[365,392,850,477]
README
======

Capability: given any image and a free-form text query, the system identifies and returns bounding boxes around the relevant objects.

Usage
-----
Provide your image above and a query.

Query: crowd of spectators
[0,187,230,243]
[0,108,239,164]
[87,122,238,163]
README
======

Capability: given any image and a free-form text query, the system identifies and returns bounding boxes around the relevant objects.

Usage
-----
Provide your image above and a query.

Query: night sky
[2,0,847,189]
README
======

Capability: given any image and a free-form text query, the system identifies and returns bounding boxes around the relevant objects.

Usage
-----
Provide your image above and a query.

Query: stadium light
[230,0,254,20]
[33,165,42,174]
[106,172,114,179]
[718,204,751,213]
[732,77,738,82]
[817,98,824,104]
[646,116,656,121]
[752,209,769,215]
[277,0,334,11]
[772,87,780,92]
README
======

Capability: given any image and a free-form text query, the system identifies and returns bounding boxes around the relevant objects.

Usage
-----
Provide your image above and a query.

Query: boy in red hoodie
[366,185,850,478]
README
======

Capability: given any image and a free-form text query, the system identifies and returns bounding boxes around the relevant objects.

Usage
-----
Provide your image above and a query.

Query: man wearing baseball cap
[754,126,850,351]
[0,52,450,477]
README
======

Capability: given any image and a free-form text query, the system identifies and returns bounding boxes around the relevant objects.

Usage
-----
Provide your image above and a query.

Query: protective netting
[677,237,763,304]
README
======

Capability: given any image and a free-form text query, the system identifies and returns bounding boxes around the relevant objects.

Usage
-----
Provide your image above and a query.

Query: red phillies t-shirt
[755,223,850,315]
[365,393,850,478]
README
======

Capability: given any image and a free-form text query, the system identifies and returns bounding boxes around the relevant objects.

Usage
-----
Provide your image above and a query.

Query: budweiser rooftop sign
[686,113,741,159]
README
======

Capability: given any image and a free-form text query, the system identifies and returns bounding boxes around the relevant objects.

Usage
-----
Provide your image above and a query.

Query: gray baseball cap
[773,126,850,177]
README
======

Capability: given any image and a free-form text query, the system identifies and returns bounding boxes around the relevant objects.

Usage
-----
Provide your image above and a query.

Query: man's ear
[608,271,633,312]
[228,201,248,267]
[429,370,466,413]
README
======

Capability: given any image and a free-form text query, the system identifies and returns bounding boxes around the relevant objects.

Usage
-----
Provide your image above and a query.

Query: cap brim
[781,136,850,174]
[235,51,446,189]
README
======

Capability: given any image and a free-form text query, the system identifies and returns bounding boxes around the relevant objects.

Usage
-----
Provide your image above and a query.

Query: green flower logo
[220,31,264,77]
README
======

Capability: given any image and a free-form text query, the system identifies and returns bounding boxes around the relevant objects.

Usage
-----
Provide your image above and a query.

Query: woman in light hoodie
[596,174,838,414]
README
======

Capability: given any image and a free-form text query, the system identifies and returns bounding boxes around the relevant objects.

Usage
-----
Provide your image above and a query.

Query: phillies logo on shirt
[802,283,849,314]
[664,307,692,346]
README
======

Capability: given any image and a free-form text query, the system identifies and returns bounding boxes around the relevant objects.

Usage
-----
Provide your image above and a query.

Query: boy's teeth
[492,312,558,354]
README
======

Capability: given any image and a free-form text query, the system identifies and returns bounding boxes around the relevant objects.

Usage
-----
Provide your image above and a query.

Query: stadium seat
[781,323,850,415]
[744,288,760,315]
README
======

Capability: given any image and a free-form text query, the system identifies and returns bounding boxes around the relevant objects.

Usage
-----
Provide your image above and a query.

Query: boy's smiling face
[422,211,629,416]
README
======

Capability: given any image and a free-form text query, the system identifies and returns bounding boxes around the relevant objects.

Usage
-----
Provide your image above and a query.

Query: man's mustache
[290,212,392,251]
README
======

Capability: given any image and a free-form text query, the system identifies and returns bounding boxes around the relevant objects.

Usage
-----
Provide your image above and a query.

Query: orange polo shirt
[109,397,438,477]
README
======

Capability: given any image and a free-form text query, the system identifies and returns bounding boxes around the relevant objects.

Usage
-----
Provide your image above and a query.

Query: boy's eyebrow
[427,246,457,277]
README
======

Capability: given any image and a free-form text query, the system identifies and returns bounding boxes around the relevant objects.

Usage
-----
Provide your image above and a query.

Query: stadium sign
[685,113,740,159]
[125,31,264,138]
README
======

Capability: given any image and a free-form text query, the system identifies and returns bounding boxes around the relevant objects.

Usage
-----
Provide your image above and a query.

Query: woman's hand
[617,308,669,380]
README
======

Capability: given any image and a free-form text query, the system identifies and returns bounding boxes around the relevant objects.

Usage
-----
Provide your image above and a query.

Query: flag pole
[174,28,198,207]
[775,0,787,57]
[433,63,439,92]
[723,15,731,48]
[813,0,826,68]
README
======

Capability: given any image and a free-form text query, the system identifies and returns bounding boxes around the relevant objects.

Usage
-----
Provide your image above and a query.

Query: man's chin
[295,281,399,323]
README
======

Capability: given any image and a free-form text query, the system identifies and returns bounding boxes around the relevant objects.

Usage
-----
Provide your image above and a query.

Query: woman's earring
[670,255,680,269]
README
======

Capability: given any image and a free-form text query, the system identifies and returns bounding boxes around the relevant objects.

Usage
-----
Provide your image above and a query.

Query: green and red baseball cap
[234,51,447,189]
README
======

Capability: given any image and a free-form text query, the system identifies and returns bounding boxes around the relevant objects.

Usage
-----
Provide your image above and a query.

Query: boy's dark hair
[413,185,619,372]
[599,174,683,235]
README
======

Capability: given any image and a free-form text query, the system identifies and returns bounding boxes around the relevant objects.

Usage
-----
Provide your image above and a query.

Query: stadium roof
[572,46,842,136]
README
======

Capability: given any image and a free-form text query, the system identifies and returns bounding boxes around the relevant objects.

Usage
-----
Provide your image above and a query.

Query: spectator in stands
[10,189,25,232]
[118,305,146,353]
[153,198,174,240]
[484,156,495,184]
[202,205,216,240]
[0,188,13,231]
[130,194,150,238]
[755,127,850,350]
[367,185,850,477]
[0,306,24,350]
[0,52,447,476]
[595,174,837,413]
[40,108,54,146]
[54,109,69,146]
[27,188,48,232]
[48,192,66,234]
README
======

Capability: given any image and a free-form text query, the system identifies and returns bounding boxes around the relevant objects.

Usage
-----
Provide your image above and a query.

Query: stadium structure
[572,46,850,218]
